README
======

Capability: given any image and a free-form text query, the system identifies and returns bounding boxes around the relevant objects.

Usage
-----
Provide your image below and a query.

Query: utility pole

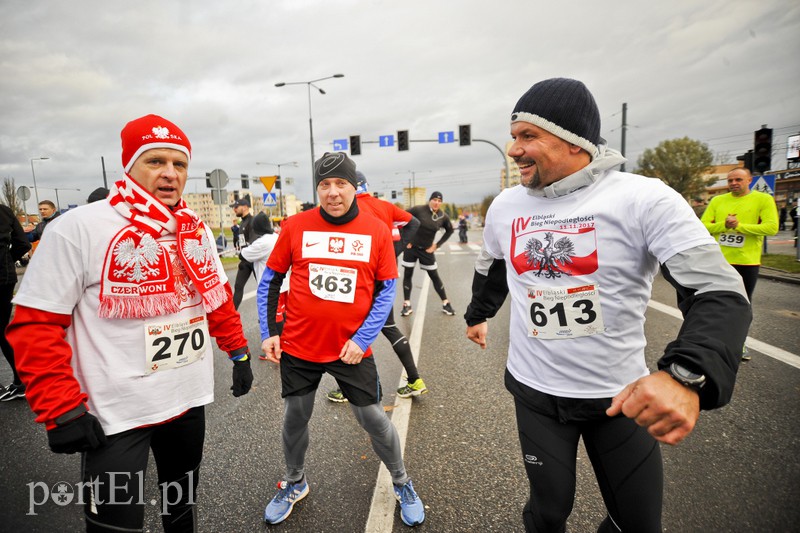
[620,103,627,172]
[101,156,108,188]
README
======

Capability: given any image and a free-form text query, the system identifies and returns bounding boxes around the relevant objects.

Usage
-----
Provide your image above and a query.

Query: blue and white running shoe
[393,480,425,526]
[263,477,309,524]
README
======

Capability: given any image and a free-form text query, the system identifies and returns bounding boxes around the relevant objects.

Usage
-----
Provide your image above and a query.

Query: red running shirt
[267,208,397,362]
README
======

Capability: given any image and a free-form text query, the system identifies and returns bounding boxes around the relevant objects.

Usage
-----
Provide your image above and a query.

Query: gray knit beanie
[511,78,601,159]
[314,152,358,189]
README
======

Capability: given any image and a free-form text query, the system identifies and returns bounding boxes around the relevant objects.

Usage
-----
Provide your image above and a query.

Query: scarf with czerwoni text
[99,174,227,319]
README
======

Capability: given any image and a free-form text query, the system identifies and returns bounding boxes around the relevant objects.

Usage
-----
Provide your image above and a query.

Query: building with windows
[183,191,264,231]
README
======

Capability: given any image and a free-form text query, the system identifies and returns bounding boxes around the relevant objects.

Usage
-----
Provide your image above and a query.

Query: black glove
[47,412,108,454]
[231,353,253,397]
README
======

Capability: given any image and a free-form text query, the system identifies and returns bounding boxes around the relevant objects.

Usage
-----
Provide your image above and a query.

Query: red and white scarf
[99,174,228,319]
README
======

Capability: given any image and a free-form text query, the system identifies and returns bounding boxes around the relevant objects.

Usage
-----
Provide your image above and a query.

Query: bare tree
[714,150,733,165]
[2,178,24,215]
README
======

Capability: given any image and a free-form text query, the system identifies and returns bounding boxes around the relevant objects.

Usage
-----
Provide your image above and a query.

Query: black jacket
[0,205,31,285]
[406,205,453,248]
[30,212,59,242]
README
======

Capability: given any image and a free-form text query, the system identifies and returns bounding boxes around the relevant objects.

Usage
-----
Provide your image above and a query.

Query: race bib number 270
[144,315,209,375]
[525,284,605,339]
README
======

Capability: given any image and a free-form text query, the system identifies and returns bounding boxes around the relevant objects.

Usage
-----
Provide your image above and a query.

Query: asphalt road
[1,228,798,532]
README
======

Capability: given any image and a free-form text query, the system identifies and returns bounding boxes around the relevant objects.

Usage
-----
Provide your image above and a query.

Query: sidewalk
[762,228,800,286]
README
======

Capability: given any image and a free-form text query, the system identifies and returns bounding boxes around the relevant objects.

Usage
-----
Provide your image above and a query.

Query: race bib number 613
[525,284,605,339]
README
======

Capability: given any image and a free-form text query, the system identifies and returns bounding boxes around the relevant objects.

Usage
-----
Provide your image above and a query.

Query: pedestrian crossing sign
[750,174,775,195]
[263,192,277,206]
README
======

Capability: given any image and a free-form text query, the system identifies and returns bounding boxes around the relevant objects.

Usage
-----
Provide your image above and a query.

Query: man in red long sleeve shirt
[7,114,253,532]
[326,171,428,402]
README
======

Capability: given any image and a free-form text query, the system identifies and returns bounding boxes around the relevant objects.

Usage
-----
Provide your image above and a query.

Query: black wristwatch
[665,363,706,392]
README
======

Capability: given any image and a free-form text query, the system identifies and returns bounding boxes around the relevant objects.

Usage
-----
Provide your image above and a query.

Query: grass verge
[762,253,800,273]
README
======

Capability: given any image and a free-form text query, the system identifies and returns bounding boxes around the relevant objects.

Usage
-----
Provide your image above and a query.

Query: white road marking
[365,276,430,532]
[647,300,800,370]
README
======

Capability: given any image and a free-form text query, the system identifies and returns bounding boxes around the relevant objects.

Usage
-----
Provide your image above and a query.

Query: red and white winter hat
[120,114,192,172]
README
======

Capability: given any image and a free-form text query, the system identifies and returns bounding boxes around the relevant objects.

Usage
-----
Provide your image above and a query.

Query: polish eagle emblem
[152,126,170,139]
[524,232,576,278]
[182,232,215,273]
[113,234,162,281]
[329,237,345,253]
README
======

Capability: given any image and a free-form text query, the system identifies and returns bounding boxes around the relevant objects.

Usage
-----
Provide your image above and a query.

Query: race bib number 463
[144,315,209,374]
[525,284,605,339]
[308,263,357,303]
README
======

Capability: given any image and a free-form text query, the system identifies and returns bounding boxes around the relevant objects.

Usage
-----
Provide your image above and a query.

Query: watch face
[674,364,702,381]
[671,363,706,387]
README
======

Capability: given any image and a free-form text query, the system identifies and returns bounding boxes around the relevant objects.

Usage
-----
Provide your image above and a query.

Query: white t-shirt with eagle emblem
[482,170,715,399]
[13,200,228,435]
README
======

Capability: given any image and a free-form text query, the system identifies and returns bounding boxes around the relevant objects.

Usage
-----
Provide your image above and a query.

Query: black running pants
[82,406,205,532]
[510,382,663,532]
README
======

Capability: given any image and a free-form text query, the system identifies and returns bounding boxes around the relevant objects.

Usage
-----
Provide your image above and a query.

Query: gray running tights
[283,392,410,486]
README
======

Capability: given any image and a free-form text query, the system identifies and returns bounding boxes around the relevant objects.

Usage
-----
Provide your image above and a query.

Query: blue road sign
[333,139,348,151]
[439,131,455,144]
[263,192,277,206]
[750,174,776,195]
[379,135,395,147]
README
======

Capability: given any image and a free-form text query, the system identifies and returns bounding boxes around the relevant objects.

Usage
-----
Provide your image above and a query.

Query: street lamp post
[395,170,431,207]
[51,187,80,212]
[275,74,344,205]
[30,157,49,207]
[256,161,298,218]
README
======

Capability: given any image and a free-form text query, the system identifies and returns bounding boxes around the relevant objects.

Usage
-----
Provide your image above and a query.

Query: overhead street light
[275,74,344,205]
[50,187,80,212]
[256,161,298,218]
[30,157,49,206]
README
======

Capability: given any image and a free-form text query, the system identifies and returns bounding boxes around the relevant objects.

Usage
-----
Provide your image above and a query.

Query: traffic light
[391,190,397,199]
[459,124,471,146]
[274,176,281,190]
[241,174,249,189]
[206,172,212,188]
[736,150,754,173]
[350,135,361,156]
[398,130,409,151]
[753,126,772,173]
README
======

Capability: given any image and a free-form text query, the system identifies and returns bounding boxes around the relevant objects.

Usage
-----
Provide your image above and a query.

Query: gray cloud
[1,0,798,208]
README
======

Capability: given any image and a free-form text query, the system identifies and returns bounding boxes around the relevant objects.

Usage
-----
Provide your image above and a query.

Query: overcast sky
[1,0,798,209]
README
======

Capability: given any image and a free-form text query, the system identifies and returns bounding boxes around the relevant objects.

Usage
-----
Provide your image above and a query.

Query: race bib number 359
[144,315,209,375]
[525,284,605,339]
[718,233,745,248]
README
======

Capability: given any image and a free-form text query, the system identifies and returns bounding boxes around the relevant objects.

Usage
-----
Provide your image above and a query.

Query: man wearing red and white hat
[8,114,253,532]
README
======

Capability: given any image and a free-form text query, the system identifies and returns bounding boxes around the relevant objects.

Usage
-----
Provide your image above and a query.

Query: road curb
[760,266,800,286]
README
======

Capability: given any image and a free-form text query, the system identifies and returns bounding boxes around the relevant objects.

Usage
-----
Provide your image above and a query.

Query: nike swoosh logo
[305,242,320,247]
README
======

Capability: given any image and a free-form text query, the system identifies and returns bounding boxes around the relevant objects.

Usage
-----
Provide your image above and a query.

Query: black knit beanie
[511,78,601,159]
[87,187,110,203]
[314,152,358,190]
[251,212,273,237]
